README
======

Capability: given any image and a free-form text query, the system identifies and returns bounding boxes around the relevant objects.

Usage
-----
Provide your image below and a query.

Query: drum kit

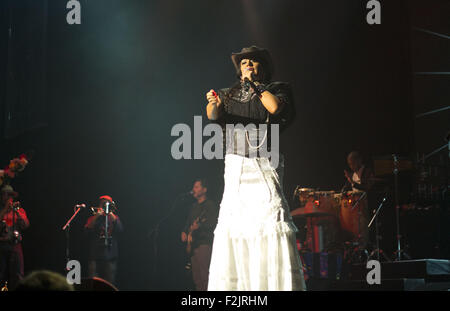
[290,154,426,264]
[291,187,370,261]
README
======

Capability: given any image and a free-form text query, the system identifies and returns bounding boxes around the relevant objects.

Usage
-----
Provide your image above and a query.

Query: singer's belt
[224,127,271,157]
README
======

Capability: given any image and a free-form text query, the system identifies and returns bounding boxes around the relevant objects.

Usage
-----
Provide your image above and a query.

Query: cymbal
[373,157,414,176]
[296,188,315,192]
[294,187,316,195]
[315,191,336,196]
[373,154,410,161]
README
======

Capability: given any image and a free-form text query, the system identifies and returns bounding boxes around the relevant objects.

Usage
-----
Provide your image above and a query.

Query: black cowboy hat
[231,46,274,81]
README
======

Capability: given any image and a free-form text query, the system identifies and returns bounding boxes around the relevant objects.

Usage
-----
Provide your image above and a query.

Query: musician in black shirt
[343,151,376,248]
[181,179,219,291]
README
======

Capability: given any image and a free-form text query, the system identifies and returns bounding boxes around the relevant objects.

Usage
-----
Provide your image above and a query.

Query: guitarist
[181,179,219,291]
[0,185,29,290]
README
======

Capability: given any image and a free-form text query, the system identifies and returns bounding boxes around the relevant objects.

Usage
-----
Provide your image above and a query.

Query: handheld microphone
[243,77,253,88]
[244,77,262,97]
[73,203,86,213]
[179,191,194,201]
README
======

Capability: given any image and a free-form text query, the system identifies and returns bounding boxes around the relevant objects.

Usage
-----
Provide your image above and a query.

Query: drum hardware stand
[345,192,369,264]
[350,192,367,212]
[302,216,315,253]
[368,196,391,262]
[392,154,411,261]
[148,192,192,279]
[422,143,449,162]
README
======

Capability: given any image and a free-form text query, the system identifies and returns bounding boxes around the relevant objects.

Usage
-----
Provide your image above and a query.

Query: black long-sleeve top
[214,81,295,157]
[182,199,219,250]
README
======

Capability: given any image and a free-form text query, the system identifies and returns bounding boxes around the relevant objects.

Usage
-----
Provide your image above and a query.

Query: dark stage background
[0,0,448,290]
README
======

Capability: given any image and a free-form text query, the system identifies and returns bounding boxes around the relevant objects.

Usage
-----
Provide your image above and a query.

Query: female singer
[205,46,306,290]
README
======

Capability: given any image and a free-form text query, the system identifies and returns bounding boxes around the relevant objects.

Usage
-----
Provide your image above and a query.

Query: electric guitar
[185,210,207,255]
[184,210,207,271]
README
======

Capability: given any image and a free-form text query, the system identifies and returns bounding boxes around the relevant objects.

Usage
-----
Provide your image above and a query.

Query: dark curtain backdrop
[0,0,421,290]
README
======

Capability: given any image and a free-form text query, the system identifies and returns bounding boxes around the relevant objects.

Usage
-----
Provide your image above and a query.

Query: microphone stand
[368,196,391,262]
[349,192,368,263]
[392,154,410,261]
[62,205,83,268]
[147,192,192,283]
[350,192,367,212]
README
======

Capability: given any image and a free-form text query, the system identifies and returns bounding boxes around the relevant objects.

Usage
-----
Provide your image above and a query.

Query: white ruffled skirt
[207,154,306,291]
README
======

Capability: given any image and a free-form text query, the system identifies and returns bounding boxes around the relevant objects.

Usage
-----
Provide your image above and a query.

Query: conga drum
[315,191,340,250]
[292,187,316,244]
[296,188,316,207]
[316,191,340,217]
